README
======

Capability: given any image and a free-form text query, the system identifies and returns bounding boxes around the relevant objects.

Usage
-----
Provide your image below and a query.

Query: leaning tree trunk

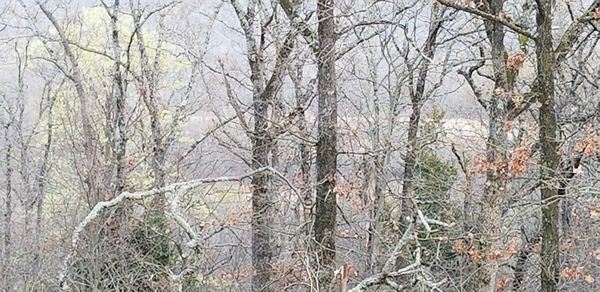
[536,1,560,291]
[314,0,338,289]
[400,3,443,223]
[38,3,99,207]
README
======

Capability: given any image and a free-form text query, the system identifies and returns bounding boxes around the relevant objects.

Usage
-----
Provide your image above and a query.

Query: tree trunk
[473,1,510,289]
[536,1,560,291]
[314,0,337,289]
[251,94,274,291]
[15,42,33,288]
[365,64,384,273]
[400,3,443,222]
[132,7,166,198]
[290,64,312,228]
[110,0,127,196]
[2,122,13,291]
[38,3,99,207]
[33,95,54,281]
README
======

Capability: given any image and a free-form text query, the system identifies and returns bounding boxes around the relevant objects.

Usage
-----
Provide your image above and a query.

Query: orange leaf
[505,239,518,257]
[468,246,482,263]
[508,146,531,176]
[560,266,583,280]
[507,51,526,70]
[452,240,467,254]
[593,7,600,20]
[495,276,512,291]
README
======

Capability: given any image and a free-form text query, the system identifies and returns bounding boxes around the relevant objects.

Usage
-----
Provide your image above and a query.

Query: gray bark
[314,0,337,289]
[2,119,13,291]
[536,2,559,291]
[109,0,127,196]
[33,93,54,280]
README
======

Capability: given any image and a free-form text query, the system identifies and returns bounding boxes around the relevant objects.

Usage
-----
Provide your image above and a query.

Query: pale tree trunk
[228,1,275,289]
[536,1,559,291]
[363,57,398,274]
[109,0,127,196]
[2,120,14,291]
[15,41,32,288]
[251,90,274,292]
[249,25,295,292]
[132,5,167,196]
[38,3,99,207]
[314,0,337,289]
[435,1,518,289]
[476,1,511,289]
[33,93,54,282]
[289,63,312,229]
[365,62,383,273]
[249,19,273,289]
[228,1,298,289]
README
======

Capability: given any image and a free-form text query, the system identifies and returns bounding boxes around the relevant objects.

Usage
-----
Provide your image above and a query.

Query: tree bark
[251,91,274,292]
[228,1,297,289]
[476,1,511,289]
[249,17,274,289]
[536,1,560,291]
[314,0,337,289]
[2,121,13,291]
[33,94,53,281]
[132,6,167,197]
[400,4,443,222]
[290,63,312,228]
[365,62,384,273]
[109,0,127,196]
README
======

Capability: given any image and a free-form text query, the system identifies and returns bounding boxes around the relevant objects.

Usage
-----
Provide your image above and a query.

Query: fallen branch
[348,220,416,292]
[58,166,289,290]
[348,215,453,291]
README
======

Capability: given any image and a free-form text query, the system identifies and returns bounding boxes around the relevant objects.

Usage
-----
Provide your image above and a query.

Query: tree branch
[279,0,319,55]
[554,0,600,64]
[436,0,535,39]
[58,167,292,290]
[457,46,487,109]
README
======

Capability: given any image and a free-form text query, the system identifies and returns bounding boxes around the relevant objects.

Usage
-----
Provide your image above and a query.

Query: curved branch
[58,167,295,290]
[555,0,600,64]
[436,0,535,39]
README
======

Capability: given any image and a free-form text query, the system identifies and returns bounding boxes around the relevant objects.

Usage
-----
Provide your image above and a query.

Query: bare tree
[1,1,599,291]
[438,0,600,291]
[1,95,15,291]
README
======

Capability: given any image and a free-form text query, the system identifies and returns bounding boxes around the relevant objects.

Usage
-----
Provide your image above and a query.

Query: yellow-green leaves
[518,34,529,51]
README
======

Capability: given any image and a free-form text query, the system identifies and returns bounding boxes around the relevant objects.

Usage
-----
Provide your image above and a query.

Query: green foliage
[507,68,516,86]
[413,107,457,218]
[518,34,529,52]
[414,151,457,219]
[134,207,174,267]
[69,206,174,290]
[413,107,459,262]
